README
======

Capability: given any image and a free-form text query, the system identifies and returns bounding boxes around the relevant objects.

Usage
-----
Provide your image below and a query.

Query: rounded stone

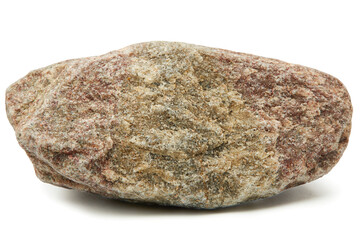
[6,42,352,208]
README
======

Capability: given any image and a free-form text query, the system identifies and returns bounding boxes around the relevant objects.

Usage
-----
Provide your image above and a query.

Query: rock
[6,42,352,209]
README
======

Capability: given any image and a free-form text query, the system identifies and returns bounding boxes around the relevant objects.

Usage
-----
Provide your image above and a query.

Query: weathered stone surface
[6,42,352,209]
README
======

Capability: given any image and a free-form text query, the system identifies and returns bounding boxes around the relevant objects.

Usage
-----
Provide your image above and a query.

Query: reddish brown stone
[6,42,352,208]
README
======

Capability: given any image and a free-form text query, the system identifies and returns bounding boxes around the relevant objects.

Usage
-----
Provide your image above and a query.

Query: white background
[1,1,359,239]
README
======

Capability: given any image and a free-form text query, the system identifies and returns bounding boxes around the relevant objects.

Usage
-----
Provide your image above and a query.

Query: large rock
[6,42,352,209]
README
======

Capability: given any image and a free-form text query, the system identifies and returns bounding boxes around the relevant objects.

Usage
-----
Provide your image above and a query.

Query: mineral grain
[6,42,352,209]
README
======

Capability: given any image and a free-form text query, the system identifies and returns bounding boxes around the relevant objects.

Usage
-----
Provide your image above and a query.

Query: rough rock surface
[6,42,352,209]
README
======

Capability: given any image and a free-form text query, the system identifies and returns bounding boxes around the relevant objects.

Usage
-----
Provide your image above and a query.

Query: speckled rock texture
[6,42,352,209]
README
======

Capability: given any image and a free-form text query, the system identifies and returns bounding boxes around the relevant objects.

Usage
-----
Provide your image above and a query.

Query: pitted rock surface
[6,42,352,208]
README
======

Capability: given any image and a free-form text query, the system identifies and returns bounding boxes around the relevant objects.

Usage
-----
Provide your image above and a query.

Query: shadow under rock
[42,181,334,216]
